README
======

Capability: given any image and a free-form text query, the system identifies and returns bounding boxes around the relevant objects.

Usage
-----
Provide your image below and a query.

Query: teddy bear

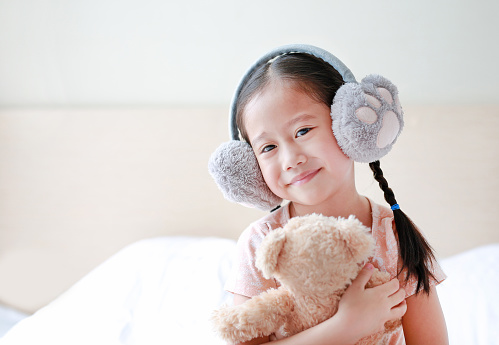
[211,213,402,344]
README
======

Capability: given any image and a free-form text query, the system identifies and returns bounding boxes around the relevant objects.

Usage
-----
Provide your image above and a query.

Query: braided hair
[369,160,436,294]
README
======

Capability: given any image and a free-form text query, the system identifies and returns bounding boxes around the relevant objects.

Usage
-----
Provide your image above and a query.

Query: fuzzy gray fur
[208,140,282,211]
[209,45,404,211]
[331,74,404,163]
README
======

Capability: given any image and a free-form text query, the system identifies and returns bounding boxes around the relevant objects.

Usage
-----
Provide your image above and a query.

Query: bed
[1,237,497,345]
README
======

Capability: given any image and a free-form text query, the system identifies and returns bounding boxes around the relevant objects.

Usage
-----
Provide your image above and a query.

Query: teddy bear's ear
[255,228,286,279]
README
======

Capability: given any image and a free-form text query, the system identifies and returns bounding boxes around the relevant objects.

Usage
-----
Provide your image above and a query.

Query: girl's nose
[282,145,307,171]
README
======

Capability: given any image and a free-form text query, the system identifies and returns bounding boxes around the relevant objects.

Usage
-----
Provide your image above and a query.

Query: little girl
[209,45,448,345]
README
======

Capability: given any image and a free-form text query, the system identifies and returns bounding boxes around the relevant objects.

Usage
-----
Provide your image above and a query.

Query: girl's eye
[296,127,312,137]
[261,144,276,153]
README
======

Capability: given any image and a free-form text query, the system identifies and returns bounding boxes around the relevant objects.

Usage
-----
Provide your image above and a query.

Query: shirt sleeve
[372,216,447,298]
[224,222,279,297]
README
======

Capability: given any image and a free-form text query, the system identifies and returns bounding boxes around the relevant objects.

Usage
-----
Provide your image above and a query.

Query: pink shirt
[225,199,446,344]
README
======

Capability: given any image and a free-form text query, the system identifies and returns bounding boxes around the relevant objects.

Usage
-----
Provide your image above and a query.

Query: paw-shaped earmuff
[332,74,404,163]
[208,140,283,211]
[208,44,404,211]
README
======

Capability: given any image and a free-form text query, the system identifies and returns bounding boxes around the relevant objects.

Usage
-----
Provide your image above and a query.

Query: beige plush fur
[212,214,401,344]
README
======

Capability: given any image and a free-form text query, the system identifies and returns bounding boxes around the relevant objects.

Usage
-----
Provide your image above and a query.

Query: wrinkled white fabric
[1,237,497,345]
[0,237,235,345]
[437,244,499,345]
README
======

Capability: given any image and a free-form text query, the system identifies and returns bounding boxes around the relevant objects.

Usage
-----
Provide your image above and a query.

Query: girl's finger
[388,287,406,306]
[377,278,401,296]
[351,264,375,288]
[390,299,408,319]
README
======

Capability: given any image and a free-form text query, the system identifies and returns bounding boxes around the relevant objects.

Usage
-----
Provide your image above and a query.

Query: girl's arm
[229,264,407,345]
[402,286,448,345]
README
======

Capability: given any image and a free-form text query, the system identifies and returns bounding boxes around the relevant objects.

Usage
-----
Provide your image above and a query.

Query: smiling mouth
[288,169,321,186]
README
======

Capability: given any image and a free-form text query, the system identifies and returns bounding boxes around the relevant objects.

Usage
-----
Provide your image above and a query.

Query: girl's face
[243,79,355,208]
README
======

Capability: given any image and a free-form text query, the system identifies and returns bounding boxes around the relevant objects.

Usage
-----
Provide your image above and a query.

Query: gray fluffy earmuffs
[208,44,404,211]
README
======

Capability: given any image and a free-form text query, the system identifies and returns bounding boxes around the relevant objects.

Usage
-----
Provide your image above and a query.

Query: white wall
[0,0,498,107]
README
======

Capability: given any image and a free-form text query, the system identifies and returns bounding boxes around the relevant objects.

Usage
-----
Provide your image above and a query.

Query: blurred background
[0,0,498,317]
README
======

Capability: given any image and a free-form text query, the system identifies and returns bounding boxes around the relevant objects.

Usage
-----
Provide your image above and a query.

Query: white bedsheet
[0,237,235,345]
[437,243,499,345]
[1,237,498,345]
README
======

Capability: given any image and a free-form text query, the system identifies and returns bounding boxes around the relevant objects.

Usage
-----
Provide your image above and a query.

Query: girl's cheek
[262,165,276,182]
[256,159,270,179]
[260,163,279,188]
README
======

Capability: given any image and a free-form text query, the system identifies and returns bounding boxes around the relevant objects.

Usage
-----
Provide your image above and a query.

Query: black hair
[236,53,344,142]
[236,52,437,294]
[369,160,436,294]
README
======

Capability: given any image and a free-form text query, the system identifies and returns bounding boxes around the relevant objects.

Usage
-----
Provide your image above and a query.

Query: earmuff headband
[229,44,357,140]
[210,44,404,211]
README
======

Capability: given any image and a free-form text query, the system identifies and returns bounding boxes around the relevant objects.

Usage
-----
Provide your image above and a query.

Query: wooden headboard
[1,105,498,313]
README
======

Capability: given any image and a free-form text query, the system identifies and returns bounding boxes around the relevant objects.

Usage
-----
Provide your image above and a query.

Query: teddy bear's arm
[212,288,294,343]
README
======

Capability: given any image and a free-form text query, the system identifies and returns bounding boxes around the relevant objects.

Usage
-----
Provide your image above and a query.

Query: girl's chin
[290,197,327,210]
[289,189,330,206]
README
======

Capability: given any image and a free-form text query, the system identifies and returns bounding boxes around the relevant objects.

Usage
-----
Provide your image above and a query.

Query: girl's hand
[230,264,408,345]
[335,264,407,342]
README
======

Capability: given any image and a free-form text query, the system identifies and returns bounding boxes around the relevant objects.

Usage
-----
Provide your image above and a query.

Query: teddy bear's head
[255,214,375,295]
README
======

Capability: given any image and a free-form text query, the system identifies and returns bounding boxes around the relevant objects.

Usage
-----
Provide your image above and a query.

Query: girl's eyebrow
[250,132,269,148]
[250,114,317,147]
[287,113,316,127]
